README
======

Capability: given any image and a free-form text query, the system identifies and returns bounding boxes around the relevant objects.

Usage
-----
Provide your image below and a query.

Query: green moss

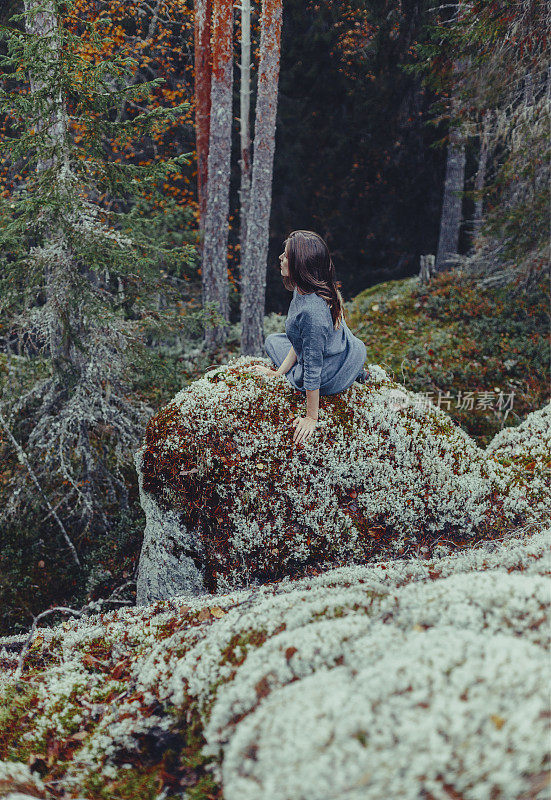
[88,680,128,703]
[159,696,223,799]
[0,682,39,760]
[347,270,549,447]
[354,731,368,747]
[309,596,384,623]
[81,766,162,800]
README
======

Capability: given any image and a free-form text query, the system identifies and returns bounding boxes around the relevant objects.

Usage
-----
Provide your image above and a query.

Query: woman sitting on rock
[251,229,368,445]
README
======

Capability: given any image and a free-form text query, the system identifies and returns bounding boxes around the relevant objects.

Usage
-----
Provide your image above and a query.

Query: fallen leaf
[27,753,47,773]
[255,676,271,700]
[210,606,225,618]
[111,658,132,680]
[82,653,107,670]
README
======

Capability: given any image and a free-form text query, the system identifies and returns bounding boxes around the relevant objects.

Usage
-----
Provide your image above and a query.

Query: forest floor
[0,268,549,636]
[0,515,549,800]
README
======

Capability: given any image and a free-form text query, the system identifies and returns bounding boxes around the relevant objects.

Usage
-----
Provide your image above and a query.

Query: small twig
[13,580,137,679]
[0,410,81,569]
[14,606,83,681]
[101,580,136,603]
[40,486,77,523]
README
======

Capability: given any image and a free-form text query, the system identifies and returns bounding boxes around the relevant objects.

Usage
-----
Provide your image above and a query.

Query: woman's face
[279,243,290,278]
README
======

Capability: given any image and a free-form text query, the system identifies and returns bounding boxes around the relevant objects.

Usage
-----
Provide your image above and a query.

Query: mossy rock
[134,356,550,603]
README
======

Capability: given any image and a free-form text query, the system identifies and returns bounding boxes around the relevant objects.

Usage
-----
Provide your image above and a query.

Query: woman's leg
[264,333,293,370]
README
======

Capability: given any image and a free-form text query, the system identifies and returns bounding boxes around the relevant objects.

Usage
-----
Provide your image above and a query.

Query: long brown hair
[280,230,345,330]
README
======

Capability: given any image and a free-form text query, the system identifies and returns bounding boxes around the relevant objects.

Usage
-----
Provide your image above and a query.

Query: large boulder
[135,355,550,604]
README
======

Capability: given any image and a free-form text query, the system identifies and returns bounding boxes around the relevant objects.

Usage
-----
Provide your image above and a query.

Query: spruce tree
[0,0,204,539]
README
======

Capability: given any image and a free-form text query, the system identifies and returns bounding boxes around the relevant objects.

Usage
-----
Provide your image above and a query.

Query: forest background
[0,0,548,634]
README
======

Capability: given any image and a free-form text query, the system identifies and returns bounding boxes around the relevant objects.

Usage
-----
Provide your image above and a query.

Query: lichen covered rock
[136,356,550,602]
[1,524,550,799]
[486,402,551,485]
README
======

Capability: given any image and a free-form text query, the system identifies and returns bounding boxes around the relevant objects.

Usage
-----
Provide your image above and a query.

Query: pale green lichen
[0,523,549,800]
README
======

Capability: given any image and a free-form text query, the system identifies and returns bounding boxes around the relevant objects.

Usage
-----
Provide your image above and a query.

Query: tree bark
[435,48,467,273]
[472,109,493,241]
[240,0,283,356]
[435,119,465,271]
[201,0,233,352]
[194,0,213,237]
[23,0,70,362]
[238,0,252,267]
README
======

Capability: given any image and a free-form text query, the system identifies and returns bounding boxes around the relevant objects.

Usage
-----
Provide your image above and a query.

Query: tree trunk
[23,0,69,362]
[472,109,493,241]
[201,0,233,352]
[240,0,283,356]
[238,0,252,269]
[435,52,467,273]
[194,0,213,238]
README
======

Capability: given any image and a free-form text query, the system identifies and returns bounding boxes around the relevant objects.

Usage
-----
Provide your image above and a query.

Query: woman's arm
[292,388,319,444]
[271,342,319,443]
[274,346,297,376]
[305,388,319,421]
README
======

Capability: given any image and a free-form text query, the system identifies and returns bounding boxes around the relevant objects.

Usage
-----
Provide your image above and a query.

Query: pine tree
[0,0,199,539]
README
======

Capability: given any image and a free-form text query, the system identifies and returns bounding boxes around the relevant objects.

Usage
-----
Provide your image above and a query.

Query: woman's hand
[291,415,317,445]
[250,364,278,377]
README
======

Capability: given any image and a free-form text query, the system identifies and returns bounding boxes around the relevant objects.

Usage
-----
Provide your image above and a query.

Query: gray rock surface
[135,445,206,605]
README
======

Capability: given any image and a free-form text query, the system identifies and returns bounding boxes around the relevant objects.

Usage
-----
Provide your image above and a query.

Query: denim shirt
[284,288,367,393]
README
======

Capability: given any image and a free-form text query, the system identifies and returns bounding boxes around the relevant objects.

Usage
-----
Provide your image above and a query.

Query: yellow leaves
[197,606,226,622]
[491,714,506,730]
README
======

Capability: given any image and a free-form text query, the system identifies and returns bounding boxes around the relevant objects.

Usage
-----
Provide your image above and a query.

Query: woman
[251,230,368,446]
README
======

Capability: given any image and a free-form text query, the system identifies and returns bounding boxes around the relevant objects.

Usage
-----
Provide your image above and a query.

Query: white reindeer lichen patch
[0,523,549,800]
[218,628,549,800]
